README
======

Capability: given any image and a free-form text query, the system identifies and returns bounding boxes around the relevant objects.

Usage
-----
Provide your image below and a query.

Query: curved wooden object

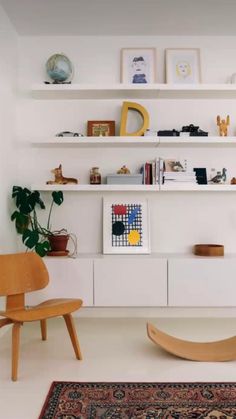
[147,322,236,362]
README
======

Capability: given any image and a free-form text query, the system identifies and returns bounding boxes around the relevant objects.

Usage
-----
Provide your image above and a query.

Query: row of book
[140,158,198,185]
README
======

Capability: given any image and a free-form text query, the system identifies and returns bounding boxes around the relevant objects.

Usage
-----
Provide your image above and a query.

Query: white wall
[0,6,18,253]
[16,35,236,254]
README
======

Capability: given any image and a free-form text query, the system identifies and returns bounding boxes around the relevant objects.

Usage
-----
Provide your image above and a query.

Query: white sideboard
[94,257,167,306]
[25,254,236,309]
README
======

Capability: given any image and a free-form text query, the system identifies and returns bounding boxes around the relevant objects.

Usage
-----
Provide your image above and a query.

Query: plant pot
[48,234,69,253]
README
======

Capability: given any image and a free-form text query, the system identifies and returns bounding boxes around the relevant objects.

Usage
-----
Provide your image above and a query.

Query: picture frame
[165,48,201,84]
[121,48,156,84]
[103,197,150,254]
[87,120,115,137]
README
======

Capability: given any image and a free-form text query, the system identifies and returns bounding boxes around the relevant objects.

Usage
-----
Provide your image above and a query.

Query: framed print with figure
[103,198,150,254]
[121,48,156,84]
[165,48,201,84]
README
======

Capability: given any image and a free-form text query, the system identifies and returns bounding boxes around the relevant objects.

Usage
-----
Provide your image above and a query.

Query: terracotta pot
[48,234,69,252]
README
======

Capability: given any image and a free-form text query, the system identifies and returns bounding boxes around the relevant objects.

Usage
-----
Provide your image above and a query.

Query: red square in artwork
[113,205,127,215]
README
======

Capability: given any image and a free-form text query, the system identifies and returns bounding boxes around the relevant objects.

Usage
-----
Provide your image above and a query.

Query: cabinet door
[94,258,167,306]
[168,258,236,307]
[26,258,93,307]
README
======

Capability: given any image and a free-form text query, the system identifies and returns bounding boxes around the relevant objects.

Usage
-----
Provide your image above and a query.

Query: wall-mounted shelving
[31,184,160,192]
[31,183,236,192]
[31,83,236,99]
[31,136,236,147]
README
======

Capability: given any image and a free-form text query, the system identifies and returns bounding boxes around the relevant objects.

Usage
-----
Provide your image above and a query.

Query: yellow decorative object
[120,101,150,136]
[128,230,140,245]
[216,115,230,136]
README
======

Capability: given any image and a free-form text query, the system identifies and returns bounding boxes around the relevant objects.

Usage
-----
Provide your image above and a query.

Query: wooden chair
[0,252,83,381]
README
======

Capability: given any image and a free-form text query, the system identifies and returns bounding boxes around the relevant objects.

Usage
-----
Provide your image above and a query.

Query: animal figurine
[210,168,227,184]
[46,164,78,185]
[117,165,131,174]
[216,115,230,136]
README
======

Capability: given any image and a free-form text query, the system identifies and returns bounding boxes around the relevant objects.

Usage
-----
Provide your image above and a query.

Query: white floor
[0,317,236,419]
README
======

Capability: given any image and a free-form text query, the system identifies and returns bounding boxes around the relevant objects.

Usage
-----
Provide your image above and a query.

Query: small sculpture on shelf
[46,164,78,185]
[230,177,236,185]
[216,115,230,136]
[210,168,227,184]
[117,165,131,174]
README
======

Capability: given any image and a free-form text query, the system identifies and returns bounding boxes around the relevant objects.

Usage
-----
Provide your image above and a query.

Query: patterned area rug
[39,382,236,419]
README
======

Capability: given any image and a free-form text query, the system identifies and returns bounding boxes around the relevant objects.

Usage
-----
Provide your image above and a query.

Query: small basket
[193,244,224,257]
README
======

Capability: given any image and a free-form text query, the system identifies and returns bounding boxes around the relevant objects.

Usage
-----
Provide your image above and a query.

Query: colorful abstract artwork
[103,198,150,254]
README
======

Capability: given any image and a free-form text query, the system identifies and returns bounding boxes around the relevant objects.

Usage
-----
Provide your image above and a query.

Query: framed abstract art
[103,198,150,254]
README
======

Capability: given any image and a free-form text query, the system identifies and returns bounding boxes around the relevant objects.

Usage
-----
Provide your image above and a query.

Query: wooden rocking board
[147,323,236,362]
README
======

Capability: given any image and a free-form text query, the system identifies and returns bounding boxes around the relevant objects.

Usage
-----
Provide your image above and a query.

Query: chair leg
[40,319,47,341]
[63,314,82,360]
[12,322,22,382]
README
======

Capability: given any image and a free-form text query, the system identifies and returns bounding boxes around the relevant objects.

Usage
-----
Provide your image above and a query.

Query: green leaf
[35,241,50,257]
[29,191,45,210]
[52,191,64,206]
[22,229,39,249]
[11,211,29,234]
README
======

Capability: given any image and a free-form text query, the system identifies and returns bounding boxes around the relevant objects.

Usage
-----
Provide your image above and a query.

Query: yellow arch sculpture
[147,322,236,362]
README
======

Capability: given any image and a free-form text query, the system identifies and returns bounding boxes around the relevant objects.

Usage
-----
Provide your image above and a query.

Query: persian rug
[39,382,236,419]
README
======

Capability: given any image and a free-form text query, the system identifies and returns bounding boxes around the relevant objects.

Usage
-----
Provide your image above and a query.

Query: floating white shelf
[31,83,236,99]
[160,184,236,191]
[31,136,236,147]
[31,136,158,147]
[31,183,236,192]
[158,136,236,145]
[31,184,160,192]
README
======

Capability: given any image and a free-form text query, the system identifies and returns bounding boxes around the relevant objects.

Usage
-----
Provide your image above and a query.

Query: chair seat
[0,298,83,322]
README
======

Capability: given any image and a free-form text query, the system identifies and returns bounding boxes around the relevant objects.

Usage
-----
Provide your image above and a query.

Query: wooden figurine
[46,164,78,184]
[217,115,230,136]
[117,165,131,174]
[231,177,236,185]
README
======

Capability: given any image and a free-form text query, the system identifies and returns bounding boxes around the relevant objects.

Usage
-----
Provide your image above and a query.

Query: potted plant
[11,186,74,257]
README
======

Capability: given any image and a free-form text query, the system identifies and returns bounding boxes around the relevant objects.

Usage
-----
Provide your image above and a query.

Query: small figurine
[217,115,230,136]
[46,164,78,184]
[117,165,131,174]
[210,168,227,184]
[231,177,236,185]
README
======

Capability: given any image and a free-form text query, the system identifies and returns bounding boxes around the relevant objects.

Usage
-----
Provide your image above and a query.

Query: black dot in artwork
[112,221,125,236]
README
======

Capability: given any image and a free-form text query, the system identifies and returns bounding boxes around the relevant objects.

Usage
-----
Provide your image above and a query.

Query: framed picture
[103,198,150,254]
[87,120,115,137]
[121,48,156,84]
[165,48,201,84]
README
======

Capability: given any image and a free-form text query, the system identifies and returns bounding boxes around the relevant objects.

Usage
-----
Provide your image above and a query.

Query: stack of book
[140,158,162,185]
[163,159,197,186]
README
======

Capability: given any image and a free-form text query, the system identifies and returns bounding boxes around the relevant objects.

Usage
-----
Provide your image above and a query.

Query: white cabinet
[26,257,94,307]
[168,257,236,307]
[94,257,167,306]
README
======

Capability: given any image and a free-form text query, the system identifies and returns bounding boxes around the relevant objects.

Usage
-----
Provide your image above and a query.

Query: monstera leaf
[12,186,45,214]
[52,191,64,206]
[35,241,50,257]
[11,211,29,234]
[22,229,39,249]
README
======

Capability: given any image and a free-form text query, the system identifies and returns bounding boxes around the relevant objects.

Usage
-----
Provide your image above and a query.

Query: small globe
[46,53,73,83]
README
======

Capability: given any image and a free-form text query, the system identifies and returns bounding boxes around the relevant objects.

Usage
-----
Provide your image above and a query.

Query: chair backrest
[0,252,49,296]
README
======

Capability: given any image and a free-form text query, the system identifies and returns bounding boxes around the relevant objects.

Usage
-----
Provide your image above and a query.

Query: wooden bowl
[194,244,224,257]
